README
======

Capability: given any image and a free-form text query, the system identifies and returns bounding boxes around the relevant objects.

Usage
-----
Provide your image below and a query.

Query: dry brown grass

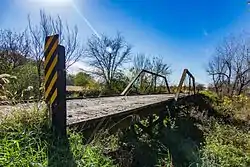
[66,86,85,92]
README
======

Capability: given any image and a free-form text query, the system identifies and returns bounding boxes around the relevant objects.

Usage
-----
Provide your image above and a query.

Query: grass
[0,108,114,167]
[194,91,250,167]
[1,92,250,167]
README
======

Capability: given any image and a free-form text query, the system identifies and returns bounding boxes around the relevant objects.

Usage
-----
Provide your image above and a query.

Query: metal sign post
[44,34,66,136]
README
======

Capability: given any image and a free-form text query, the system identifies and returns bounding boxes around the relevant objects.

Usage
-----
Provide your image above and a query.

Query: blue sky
[0,0,249,85]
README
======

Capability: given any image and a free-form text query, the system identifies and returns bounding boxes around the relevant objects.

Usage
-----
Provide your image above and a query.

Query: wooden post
[44,35,66,136]
[175,69,187,100]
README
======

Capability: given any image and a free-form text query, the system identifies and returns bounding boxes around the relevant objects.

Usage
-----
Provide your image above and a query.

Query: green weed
[199,122,250,167]
[0,108,114,167]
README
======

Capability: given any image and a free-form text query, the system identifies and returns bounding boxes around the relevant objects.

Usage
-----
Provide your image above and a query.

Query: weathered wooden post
[44,34,66,136]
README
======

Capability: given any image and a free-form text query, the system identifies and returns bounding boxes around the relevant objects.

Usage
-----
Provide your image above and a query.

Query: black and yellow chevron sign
[44,34,59,105]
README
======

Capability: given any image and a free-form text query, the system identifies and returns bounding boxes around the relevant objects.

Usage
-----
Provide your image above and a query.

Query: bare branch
[207,33,250,96]
[85,33,131,88]
[28,10,84,69]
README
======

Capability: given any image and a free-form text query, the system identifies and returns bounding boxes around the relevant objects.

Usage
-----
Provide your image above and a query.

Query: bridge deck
[0,94,185,126]
[67,94,181,126]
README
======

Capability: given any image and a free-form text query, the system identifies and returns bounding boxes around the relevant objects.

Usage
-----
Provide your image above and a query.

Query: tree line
[0,10,172,100]
[1,10,249,101]
[207,34,250,97]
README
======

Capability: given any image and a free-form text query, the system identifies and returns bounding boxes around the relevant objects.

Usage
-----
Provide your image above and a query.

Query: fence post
[44,35,66,136]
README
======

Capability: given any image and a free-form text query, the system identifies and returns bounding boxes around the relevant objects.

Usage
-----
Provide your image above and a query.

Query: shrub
[6,63,40,100]
[200,123,250,167]
[0,74,17,101]
[199,90,219,103]
[220,94,250,121]
[222,94,249,108]
[73,72,92,87]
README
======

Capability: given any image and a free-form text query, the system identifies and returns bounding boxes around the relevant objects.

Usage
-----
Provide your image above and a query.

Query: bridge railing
[121,69,171,96]
[175,69,196,100]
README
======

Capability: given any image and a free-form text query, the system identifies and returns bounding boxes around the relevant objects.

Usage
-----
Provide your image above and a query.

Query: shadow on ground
[46,129,77,167]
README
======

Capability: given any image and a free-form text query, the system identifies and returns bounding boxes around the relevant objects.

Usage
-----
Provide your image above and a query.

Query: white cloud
[67,61,94,74]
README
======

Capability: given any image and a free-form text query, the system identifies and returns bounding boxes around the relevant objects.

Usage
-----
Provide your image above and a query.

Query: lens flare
[71,2,101,39]
[27,0,73,7]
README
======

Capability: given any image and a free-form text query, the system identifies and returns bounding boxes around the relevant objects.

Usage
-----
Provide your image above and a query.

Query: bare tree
[130,54,171,93]
[0,29,30,73]
[207,34,250,97]
[28,10,84,98]
[85,33,131,89]
[151,56,171,91]
[28,10,84,68]
[130,53,152,90]
[131,53,151,74]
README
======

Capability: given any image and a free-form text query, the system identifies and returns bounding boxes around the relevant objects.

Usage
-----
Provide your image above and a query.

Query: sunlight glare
[27,0,74,7]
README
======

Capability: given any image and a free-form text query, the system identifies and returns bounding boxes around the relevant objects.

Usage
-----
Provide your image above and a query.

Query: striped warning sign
[44,34,59,105]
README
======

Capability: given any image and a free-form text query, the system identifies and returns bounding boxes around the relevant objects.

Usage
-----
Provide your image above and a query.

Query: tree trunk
[238,83,244,95]
[37,63,42,100]
[140,75,143,92]
[154,76,157,92]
